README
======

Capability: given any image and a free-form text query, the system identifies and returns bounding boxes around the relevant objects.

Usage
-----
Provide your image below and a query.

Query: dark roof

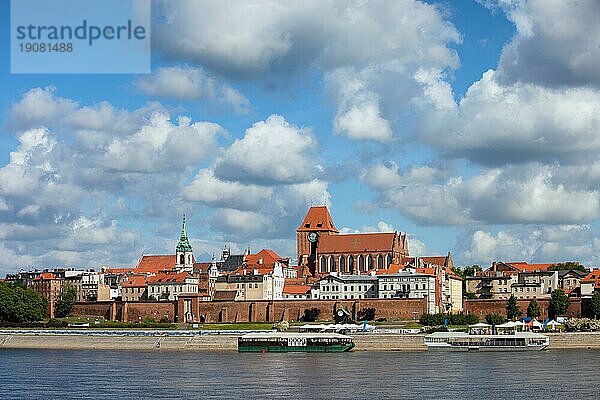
[221,255,245,272]
[213,290,238,301]
[558,269,589,279]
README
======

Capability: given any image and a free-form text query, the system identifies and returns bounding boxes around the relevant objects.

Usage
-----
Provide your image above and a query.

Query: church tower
[296,205,338,276]
[175,215,194,273]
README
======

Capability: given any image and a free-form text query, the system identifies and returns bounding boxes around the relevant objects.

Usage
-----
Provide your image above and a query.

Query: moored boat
[424,322,549,351]
[238,332,355,352]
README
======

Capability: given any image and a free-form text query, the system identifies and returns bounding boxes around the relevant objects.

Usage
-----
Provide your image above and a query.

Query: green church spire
[176,214,193,252]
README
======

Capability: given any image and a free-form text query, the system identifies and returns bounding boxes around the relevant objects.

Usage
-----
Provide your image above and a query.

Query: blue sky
[2,0,600,274]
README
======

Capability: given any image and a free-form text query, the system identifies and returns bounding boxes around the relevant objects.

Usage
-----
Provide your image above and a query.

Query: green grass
[194,322,274,330]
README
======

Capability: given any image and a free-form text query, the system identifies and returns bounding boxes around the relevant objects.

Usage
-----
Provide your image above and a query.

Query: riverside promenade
[2,331,600,351]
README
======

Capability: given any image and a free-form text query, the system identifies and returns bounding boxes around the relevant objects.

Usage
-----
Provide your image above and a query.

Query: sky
[1,0,600,274]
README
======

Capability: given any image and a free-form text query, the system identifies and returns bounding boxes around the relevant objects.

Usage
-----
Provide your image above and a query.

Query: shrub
[419,313,479,326]
[303,307,320,322]
[485,313,506,325]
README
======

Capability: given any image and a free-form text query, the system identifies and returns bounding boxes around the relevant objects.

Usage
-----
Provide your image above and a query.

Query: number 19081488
[19,42,73,52]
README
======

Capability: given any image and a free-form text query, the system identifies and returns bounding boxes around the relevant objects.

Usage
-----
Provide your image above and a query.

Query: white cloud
[104,112,223,173]
[460,225,600,267]
[152,0,461,141]
[484,0,600,87]
[135,65,250,113]
[214,114,319,184]
[362,162,600,225]
[183,168,273,210]
[415,69,600,165]
[9,86,77,130]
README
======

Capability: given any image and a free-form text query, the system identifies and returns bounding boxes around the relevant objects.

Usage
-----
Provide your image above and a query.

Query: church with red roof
[297,205,409,277]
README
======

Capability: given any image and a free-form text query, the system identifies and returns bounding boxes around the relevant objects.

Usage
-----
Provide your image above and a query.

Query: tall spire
[176,214,193,252]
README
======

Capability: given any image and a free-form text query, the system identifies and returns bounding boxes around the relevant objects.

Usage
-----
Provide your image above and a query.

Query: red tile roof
[297,206,338,232]
[33,272,58,281]
[581,271,600,288]
[507,262,553,272]
[103,267,134,274]
[244,249,282,267]
[122,275,147,288]
[283,284,311,295]
[318,232,397,253]
[136,255,177,273]
[146,272,193,284]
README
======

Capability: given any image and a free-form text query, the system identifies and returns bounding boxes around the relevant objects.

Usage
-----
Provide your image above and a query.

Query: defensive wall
[72,298,428,323]
[71,297,588,323]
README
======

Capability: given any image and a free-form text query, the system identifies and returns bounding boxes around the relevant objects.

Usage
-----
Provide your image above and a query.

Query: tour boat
[238,332,355,352]
[424,322,549,351]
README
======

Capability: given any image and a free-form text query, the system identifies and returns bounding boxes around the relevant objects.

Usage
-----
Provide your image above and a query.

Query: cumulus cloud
[415,69,600,165]
[152,0,461,141]
[483,0,600,87]
[183,168,273,210]
[361,162,600,225]
[135,65,250,113]
[460,225,600,267]
[214,114,320,185]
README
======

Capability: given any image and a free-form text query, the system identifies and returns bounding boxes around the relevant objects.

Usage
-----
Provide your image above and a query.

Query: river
[0,349,598,399]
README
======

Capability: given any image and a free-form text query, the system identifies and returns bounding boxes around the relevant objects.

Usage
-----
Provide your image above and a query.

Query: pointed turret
[175,214,194,273]
[176,215,193,252]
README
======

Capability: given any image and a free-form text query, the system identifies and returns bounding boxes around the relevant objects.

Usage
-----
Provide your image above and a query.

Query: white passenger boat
[424,322,549,351]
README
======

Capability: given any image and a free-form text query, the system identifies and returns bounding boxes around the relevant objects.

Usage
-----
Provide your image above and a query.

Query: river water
[0,349,598,399]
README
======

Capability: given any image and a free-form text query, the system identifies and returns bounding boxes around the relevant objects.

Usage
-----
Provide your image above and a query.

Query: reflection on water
[1,349,599,399]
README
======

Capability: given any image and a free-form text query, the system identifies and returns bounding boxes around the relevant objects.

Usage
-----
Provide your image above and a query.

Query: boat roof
[240,332,352,339]
[427,331,548,339]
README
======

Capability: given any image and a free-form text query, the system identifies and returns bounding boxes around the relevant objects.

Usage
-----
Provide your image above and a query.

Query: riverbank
[2,331,600,351]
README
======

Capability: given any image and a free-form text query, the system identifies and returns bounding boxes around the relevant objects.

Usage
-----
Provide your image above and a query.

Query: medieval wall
[176,297,427,323]
[464,298,583,319]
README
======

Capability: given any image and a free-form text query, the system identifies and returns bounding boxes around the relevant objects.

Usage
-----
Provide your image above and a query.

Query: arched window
[358,256,364,271]
[319,256,326,273]
[180,254,185,265]
[329,256,336,272]
[339,256,346,273]
[188,254,192,264]
[377,255,384,269]
[348,256,354,274]
[367,255,373,270]
[386,254,392,268]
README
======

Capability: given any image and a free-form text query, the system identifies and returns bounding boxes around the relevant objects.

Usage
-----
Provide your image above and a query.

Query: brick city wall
[72,301,177,323]
[72,301,114,320]
[70,298,428,323]
[464,298,584,319]
[176,297,428,323]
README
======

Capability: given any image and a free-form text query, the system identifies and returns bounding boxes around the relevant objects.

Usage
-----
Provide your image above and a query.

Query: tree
[452,265,482,279]
[0,282,46,323]
[591,292,600,319]
[357,307,376,321]
[526,299,540,319]
[55,285,77,318]
[547,262,588,273]
[506,295,522,320]
[485,313,506,325]
[303,307,320,322]
[549,289,571,318]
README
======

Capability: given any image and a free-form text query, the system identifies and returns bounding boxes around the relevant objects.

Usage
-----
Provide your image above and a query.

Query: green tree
[505,295,522,320]
[55,284,77,318]
[591,292,600,319]
[485,313,506,325]
[0,282,46,323]
[452,265,483,279]
[549,289,571,318]
[547,262,588,273]
[526,299,540,319]
[303,307,320,322]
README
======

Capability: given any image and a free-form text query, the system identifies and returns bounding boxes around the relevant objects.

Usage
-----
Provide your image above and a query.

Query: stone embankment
[2,332,600,351]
